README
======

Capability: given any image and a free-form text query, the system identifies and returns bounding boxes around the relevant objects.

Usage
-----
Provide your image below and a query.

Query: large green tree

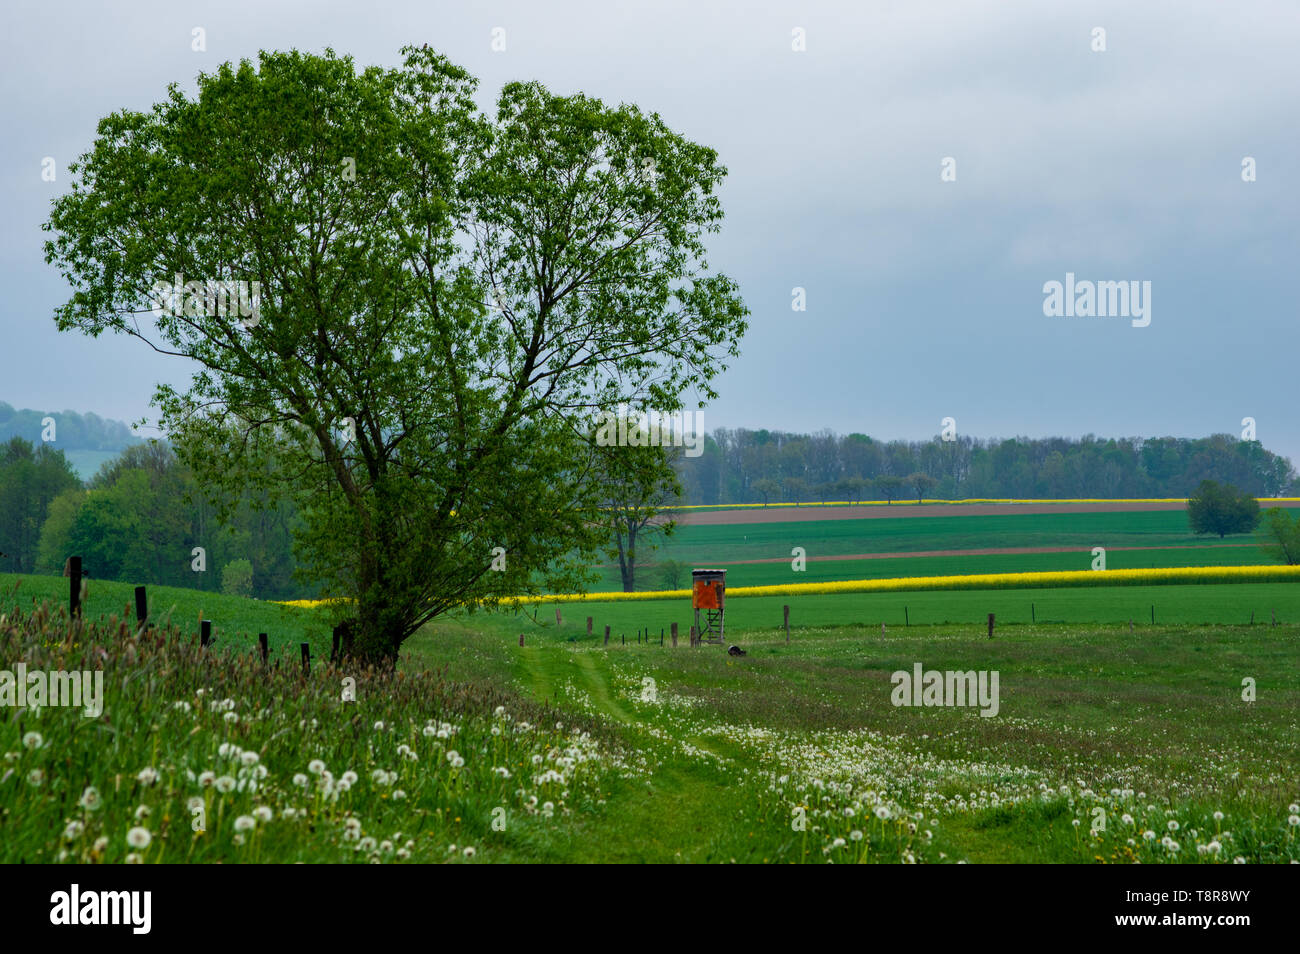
[44,46,747,662]
[1187,480,1260,539]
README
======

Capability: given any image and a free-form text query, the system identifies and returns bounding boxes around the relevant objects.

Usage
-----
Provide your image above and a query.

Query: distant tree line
[673,430,1297,505]
[0,437,313,600]
[0,401,143,452]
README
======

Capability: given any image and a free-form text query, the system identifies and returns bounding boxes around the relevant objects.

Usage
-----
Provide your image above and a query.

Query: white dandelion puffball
[198,771,216,787]
[126,827,152,849]
[240,751,259,767]
[215,776,236,793]
[22,732,42,749]
[234,815,256,832]
[136,767,159,786]
[254,806,273,822]
[308,759,326,775]
[79,787,102,811]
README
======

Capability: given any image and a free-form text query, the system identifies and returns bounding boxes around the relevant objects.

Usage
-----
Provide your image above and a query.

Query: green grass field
[7,503,1298,863]
[0,572,332,658]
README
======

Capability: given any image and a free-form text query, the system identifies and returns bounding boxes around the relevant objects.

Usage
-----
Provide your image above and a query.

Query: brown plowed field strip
[719,543,1259,565]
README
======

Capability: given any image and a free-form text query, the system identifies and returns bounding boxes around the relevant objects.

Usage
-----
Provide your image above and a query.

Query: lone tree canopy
[1186,480,1260,539]
[43,46,748,663]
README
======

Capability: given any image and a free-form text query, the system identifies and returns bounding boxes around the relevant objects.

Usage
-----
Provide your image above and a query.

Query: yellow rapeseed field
[278,565,1300,610]
[502,564,1300,605]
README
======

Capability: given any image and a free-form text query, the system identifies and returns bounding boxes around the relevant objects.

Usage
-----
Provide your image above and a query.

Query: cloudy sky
[3,1,1297,461]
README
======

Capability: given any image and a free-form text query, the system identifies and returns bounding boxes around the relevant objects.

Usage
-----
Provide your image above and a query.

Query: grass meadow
[4,503,1299,863]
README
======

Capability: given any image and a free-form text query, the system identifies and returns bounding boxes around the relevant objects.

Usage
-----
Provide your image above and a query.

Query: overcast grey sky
[3,1,1297,460]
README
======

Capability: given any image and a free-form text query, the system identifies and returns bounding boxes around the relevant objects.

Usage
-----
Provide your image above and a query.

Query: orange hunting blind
[691,569,726,644]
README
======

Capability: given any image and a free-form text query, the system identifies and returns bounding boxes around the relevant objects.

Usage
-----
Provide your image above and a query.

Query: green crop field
[594,506,1297,591]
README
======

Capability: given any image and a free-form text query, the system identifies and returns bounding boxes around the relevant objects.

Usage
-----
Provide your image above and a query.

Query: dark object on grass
[727,645,746,657]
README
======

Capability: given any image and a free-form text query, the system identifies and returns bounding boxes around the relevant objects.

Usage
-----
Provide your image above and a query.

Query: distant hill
[0,401,144,480]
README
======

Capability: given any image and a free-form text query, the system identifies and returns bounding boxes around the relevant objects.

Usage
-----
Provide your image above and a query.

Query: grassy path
[512,645,763,863]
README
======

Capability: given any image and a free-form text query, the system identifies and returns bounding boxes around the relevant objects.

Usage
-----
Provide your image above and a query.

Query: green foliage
[1260,507,1300,564]
[874,474,903,504]
[221,558,254,597]
[1187,480,1261,538]
[44,45,747,662]
[0,437,81,573]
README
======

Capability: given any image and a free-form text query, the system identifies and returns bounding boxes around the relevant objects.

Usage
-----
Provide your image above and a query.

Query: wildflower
[218,743,239,759]
[308,760,326,775]
[135,805,151,820]
[125,853,142,864]
[215,776,236,793]
[850,830,863,841]
[198,771,216,788]
[64,821,84,840]
[92,836,108,853]
[341,771,358,786]
[1289,815,1300,827]
[874,806,890,821]
[136,767,159,786]
[1233,856,1246,864]
[463,846,476,858]
[358,836,377,852]
[223,712,239,723]
[187,797,204,812]
[1213,811,1224,822]
[79,787,102,811]
[292,773,308,788]
[254,806,273,822]
[234,816,256,832]
[22,732,42,750]
[126,827,152,849]
[422,725,437,737]
[392,790,407,800]
[373,721,385,732]
[1167,820,1180,832]
[240,751,260,767]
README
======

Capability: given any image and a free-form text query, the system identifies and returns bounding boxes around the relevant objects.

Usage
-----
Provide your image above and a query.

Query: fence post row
[259,633,269,663]
[200,620,212,648]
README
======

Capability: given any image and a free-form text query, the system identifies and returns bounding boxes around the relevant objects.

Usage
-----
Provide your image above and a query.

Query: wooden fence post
[301,643,311,675]
[67,556,83,619]
[604,625,610,646]
[587,617,593,638]
[134,586,149,633]
[660,627,664,646]
[987,613,994,640]
[518,633,524,646]
[671,622,678,647]
[784,604,790,643]
[331,626,342,663]
[200,620,212,648]
[259,633,269,663]
[555,607,562,625]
